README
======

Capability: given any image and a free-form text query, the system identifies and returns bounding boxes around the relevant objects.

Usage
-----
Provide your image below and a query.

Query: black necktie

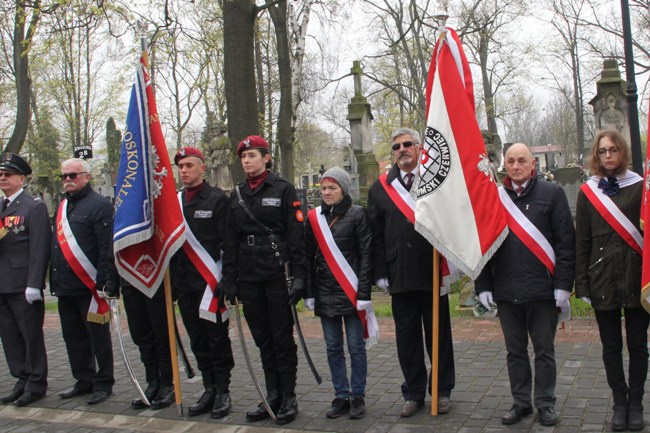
[2,198,8,211]
[405,173,414,190]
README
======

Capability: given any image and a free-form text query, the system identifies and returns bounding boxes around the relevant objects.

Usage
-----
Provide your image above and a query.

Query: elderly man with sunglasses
[50,158,115,405]
[367,128,455,417]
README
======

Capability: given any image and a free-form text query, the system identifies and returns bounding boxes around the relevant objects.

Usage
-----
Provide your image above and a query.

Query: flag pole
[164,268,184,416]
[431,249,440,416]
[141,38,183,416]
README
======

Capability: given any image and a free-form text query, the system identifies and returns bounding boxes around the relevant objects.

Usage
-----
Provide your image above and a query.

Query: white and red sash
[308,207,379,348]
[379,173,415,223]
[498,186,556,274]
[178,192,228,323]
[581,174,643,255]
[56,199,110,324]
[379,173,456,292]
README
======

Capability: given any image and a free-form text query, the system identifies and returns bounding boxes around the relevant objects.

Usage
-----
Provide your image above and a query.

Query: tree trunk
[267,1,294,182]
[6,2,40,154]
[479,37,498,134]
[223,0,259,183]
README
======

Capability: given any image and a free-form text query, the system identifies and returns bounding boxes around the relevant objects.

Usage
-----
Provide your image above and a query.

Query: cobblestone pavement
[0,298,645,433]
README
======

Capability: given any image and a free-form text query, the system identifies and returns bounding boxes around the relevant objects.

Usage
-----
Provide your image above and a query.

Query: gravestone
[347,61,379,204]
[552,166,585,218]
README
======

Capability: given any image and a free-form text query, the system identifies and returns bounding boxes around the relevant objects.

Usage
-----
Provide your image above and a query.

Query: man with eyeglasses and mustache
[0,153,50,407]
[367,127,455,417]
[50,158,115,405]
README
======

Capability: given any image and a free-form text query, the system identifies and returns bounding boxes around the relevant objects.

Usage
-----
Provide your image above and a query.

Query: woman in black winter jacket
[305,167,374,420]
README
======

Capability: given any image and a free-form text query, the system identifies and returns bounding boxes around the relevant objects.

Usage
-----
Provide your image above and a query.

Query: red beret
[237,135,269,157]
[174,147,205,165]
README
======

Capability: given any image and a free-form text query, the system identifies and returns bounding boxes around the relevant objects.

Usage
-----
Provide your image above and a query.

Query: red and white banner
[415,27,508,280]
[178,193,228,323]
[113,55,185,297]
[308,208,379,348]
[56,199,110,324]
[498,186,556,274]
[582,178,643,256]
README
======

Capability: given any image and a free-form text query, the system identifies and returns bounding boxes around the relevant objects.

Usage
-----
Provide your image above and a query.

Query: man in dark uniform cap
[171,147,235,418]
[0,153,51,407]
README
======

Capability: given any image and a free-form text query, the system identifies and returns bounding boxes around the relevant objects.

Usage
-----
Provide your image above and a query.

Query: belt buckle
[247,235,255,246]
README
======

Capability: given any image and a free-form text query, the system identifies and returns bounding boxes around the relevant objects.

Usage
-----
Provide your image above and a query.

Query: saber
[285,262,322,385]
[172,304,195,379]
[232,303,276,420]
[109,298,150,405]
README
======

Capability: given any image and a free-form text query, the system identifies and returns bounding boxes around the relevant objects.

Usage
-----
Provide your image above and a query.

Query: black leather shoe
[246,391,281,422]
[188,389,215,417]
[131,381,160,410]
[400,399,425,417]
[276,393,298,425]
[501,404,533,425]
[1,389,24,404]
[611,406,628,431]
[326,397,350,419]
[538,406,558,426]
[87,390,111,405]
[58,385,92,399]
[150,385,175,410]
[211,391,231,419]
[628,406,645,431]
[349,396,365,419]
[15,392,44,407]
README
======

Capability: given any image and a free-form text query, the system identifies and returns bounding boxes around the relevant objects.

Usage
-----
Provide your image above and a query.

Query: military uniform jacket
[0,191,51,294]
[171,182,228,292]
[367,164,434,294]
[223,171,307,284]
[50,184,113,297]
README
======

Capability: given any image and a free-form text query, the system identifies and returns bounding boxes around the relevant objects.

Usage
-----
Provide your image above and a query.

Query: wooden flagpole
[164,269,184,416]
[431,249,440,416]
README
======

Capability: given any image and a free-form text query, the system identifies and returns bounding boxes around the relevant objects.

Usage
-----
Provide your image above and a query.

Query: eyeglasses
[391,141,416,151]
[0,172,17,178]
[597,147,619,156]
[59,172,87,181]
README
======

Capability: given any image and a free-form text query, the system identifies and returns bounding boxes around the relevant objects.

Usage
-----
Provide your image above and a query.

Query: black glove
[288,278,305,306]
[219,280,239,305]
[101,280,120,299]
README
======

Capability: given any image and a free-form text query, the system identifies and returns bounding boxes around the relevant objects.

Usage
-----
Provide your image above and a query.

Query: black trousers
[594,307,650,405]
[0,293,47,394]
[497,299,557,409]
[391,291,455,401]
[177,289,234,391]
[239,278,298,393]
[58,295,114,392]
[122,286,173,386]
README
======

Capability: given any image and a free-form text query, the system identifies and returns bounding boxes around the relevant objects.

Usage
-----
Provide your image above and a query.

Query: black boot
[246,373,281,422]
[611,392,628,431]
[628,405,645,431]
[211,390,231,419]
[276,393,298,425]
[149,385,175,410]
[188,372,216,417]
[131,380,160,410]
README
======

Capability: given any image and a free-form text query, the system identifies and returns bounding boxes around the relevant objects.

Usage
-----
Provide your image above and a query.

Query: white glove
[375,278,390,292]
[304,298,315,311]
[357,300,372,311]
[580,296,591,305]
[554,289,571,308]
[478,291,495,310]
[25,287,42,304]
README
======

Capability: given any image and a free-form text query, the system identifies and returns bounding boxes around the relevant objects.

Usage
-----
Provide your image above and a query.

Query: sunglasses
[391,141,415,151]
[0,172,17,178]
[60,172,87,181]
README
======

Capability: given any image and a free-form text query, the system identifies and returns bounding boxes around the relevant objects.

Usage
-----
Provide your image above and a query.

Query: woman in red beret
[221,135,307,425]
